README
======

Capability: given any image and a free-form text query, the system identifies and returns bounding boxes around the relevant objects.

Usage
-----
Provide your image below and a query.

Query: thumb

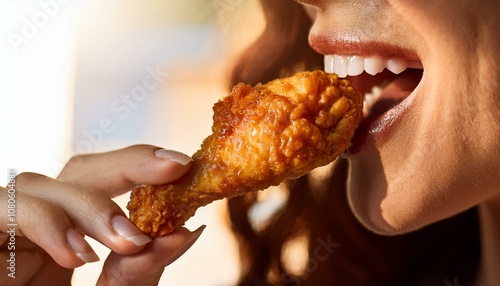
[96,226,205,286]
[58,145,193,197]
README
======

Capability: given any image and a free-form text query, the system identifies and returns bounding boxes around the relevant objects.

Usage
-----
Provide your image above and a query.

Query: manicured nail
[185,225,206,247]
[111,215,152,246]
[164,225,206,267]
[66,228,100,263]
[154,149,193,166]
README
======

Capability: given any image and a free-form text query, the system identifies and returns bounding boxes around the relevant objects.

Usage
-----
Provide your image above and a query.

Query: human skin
[298,0,500,284]
[0,145,203,285]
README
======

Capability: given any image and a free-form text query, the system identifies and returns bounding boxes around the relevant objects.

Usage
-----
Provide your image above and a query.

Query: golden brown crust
[127,70,363,237]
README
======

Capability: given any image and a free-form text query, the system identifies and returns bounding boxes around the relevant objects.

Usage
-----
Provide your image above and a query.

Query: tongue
[367,69,422,118]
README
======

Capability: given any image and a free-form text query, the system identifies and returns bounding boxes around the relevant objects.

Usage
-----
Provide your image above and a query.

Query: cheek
[346,143,396,234]
[346,140,483,235]
[388,0,481,62]
[344,0,500,236]
[346,71,500,235]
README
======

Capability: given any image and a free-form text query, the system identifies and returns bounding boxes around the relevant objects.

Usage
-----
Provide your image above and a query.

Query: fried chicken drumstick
[127,70,363,237]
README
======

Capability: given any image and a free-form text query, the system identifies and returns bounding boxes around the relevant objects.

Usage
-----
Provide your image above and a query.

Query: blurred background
[0,0,265,285]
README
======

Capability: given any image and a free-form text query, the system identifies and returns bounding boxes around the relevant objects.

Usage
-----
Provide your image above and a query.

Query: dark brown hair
[227,1,480,285]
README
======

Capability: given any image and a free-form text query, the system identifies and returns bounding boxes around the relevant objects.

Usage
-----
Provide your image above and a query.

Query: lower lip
[346,82,419,154]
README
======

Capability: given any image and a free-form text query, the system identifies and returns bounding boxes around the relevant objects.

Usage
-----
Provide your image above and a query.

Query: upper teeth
[324,55,423,77]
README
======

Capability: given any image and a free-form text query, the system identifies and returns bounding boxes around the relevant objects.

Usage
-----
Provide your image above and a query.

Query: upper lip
[309,33,421,62]
[308,31,424,94]
[306,18,425,154]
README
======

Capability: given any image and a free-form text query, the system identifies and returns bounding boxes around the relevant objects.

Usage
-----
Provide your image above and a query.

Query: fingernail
[164,225,206,267]
[154,149,193,166]
[111,215,152,246]
[66,228,100,263]
[186,225,206,246]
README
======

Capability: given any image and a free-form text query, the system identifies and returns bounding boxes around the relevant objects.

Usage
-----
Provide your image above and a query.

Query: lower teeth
[363,86,383,118]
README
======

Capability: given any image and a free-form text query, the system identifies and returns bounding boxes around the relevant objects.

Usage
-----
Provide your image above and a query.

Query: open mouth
[323,54,424,153]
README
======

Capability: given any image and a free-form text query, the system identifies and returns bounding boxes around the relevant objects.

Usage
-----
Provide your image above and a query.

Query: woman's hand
[0,145,203,286]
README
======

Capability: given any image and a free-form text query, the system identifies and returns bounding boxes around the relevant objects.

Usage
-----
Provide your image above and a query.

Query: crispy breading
[127,70,363,237]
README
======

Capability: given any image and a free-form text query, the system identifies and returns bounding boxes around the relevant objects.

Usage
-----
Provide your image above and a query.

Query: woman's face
[298,0,500,234]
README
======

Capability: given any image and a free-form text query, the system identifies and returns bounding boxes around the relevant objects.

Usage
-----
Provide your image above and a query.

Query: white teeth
[347,56,364,76]
[333,55,348,78]
[364,56,386,76]
[386,58,407,74]
[363,86,383,118]
[324,54,422,77]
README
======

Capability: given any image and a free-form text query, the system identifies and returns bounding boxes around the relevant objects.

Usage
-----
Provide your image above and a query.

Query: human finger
[0,235,74,286]
[23,248,73,286]
[0,247,43,286]
[58,145,192,197]
[11,173,151,258]
[96,226,205,286]
[0,187,98,269]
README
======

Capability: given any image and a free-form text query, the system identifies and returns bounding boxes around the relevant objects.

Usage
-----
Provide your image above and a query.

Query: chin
[346,184,431,236]
[344,145,488,237]
[344,144,438,236]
